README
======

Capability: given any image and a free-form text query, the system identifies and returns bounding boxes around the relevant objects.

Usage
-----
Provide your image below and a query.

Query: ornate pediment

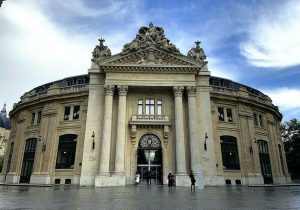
[100,47,200,66]
[91,23,208,69]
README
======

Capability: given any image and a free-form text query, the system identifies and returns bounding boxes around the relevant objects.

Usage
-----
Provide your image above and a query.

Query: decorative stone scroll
[187,41,207,63]
[92,38,111,62]
[121,22,180,55]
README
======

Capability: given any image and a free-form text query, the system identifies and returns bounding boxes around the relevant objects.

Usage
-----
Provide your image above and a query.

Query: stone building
[0,24,290,187]
[0,104,10,173]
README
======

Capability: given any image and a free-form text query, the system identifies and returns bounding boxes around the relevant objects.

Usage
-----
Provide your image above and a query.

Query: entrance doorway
[20,138,37,183]
[137,134,162,184]
[257,140,273,184]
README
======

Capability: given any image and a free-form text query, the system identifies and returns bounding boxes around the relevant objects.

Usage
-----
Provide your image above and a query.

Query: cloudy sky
[0,0,300,122]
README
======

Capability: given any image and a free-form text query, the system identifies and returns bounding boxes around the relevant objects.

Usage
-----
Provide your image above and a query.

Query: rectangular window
[157,99,162,115]
[73,105,80,120]
[55,135,77,169]
[64,107,71,120]
[220,136,240,170]
[226,108,233,122]
[218,107,224,121]
[145,99,155,115]
[31,113,36,125]
[37,111,42,124]
[138,99,143,115]
[253,113,264,127]
[259,115,263,128]
[253,113,258,126]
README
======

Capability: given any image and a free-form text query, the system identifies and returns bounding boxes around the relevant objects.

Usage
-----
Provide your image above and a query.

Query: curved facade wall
[0,24,290,187]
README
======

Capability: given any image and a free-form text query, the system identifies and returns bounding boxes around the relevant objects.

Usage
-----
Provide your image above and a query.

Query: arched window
[55,134,77,169]
[220,136,240,170]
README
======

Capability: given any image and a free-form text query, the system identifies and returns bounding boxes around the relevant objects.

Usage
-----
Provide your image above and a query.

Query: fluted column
[99,85,115,176]
[173,86,186,174]
[114,85,128,175]
[187,86,198,171]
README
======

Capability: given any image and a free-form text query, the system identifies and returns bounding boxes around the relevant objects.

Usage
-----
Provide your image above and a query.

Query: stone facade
[0,24,290,186]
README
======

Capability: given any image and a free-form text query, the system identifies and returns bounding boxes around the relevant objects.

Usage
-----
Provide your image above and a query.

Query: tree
[281,118,300,179]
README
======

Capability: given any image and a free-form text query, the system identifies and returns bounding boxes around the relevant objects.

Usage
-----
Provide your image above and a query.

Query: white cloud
[0,1,94,112]
[57,0,126,17]
[240,1,300,68]
[264,87,300,121]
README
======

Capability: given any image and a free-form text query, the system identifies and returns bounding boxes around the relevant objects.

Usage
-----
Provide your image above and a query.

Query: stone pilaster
[98,85,115,176]
[173,86,186,174]
[187,86,198,171]
[114,85,128,176]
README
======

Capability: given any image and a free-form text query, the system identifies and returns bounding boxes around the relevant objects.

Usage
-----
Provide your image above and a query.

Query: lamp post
[38,136,46,152]
[91,132,95,150]
[204,133,208,151]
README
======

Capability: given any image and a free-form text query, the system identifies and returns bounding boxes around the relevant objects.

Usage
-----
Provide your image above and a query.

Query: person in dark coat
[189,170,196,191]
[168,173,173,189]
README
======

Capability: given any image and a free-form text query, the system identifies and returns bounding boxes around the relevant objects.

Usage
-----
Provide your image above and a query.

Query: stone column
[114,85,128,175]
[187,86,198,171]
[173,86,186,174]
[98,85,115,176]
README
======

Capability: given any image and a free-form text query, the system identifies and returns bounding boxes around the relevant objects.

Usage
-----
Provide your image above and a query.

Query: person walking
[189,170,196,191]
[135,172,140,186]
[146,171,151,185]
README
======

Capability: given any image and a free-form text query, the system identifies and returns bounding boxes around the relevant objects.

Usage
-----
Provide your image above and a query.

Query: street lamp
[204,133,208,151]
[91,132,95,150]
[38,136,46,152]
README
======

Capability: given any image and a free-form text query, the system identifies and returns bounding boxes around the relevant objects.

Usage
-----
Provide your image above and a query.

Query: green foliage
[282,118,300,179]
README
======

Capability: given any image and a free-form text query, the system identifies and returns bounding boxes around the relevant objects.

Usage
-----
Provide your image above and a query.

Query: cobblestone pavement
[1,184,300,210]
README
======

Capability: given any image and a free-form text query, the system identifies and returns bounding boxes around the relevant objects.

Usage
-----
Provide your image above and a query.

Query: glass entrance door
[137,134,163,184]
[137,149,162,184]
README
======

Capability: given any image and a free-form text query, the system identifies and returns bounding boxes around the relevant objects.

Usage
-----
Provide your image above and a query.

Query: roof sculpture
[121,22,180,55]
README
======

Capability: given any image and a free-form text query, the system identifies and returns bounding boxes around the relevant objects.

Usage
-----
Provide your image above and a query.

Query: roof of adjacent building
[0,103,10,130]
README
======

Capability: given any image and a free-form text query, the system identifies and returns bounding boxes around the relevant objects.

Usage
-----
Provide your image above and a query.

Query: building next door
[257,140,273,184]
[137,134,163,184]
[20,138,37,183]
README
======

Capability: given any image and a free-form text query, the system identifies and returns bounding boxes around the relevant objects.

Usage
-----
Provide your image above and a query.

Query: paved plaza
[1,184,300,210]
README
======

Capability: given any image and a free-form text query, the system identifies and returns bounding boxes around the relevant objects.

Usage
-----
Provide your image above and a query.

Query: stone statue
[121,22,180,54]
[92,38,111,62]
[187,41,207,62]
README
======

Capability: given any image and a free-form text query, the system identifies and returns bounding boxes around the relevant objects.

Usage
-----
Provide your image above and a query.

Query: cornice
[100,65,201,74]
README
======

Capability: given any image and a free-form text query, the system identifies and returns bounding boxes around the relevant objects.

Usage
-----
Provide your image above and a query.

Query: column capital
[117,85,128,96]
[173,86,184,97]
[186,86,197,97]
[104,85,115,96]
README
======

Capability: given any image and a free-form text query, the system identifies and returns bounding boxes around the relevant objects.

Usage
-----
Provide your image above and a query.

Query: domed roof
[0,103,10,130]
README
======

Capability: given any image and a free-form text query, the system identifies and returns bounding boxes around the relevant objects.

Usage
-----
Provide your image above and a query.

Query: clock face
[139,134,161,148]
